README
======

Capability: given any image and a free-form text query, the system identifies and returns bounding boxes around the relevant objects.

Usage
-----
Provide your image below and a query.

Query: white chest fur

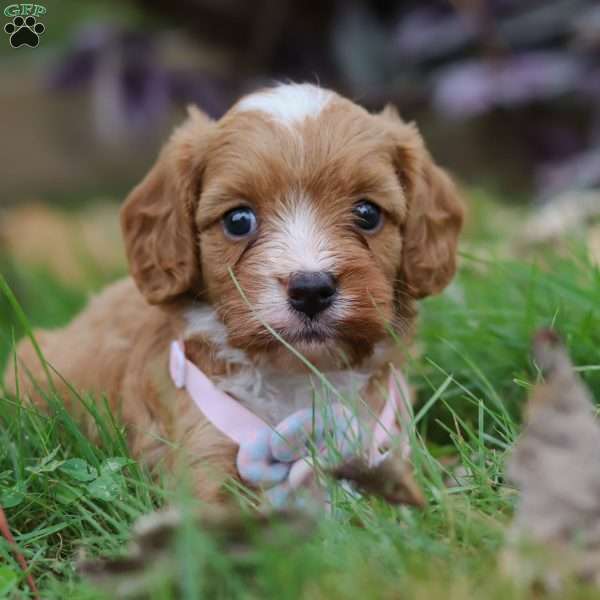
[215,365,370,425]
[184,306,372,425]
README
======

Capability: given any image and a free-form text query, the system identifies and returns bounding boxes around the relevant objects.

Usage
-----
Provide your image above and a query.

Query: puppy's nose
[288,271,337,319]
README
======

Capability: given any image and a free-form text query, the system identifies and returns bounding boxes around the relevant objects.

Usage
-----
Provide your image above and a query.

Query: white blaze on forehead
[236,83,333,127]
[270,196,335,272]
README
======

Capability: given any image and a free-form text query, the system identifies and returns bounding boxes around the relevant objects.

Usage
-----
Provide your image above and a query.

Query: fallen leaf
[504,328,600,589]
[78,504,318,599]
[521,190,600,245]
[330,452,426,508]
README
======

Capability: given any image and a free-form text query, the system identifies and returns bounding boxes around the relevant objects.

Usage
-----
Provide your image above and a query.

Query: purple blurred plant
[44,0,600,200]
[394,6,477,63]
[432,52,585,119]
[48,23,232,144]
[385,0,600,199]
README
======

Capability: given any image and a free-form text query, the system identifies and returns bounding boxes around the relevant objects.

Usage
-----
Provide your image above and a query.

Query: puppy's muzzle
[287,271,337,319]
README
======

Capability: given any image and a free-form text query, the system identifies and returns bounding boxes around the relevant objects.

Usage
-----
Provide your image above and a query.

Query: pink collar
[169,340,411,474]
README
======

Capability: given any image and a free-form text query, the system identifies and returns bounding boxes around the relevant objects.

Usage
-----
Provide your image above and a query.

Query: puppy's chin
[278,320,334,345]
[253,336,362,373]
[247,316,389,372]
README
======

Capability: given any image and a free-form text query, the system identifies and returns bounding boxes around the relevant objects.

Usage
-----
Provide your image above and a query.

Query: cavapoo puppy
[6,83,464,502]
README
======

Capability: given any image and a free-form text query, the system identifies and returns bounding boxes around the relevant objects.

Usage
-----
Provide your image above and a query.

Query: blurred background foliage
[0,0,599,203]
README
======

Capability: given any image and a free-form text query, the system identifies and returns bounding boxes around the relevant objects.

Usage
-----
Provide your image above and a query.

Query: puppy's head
[121,84,464,368]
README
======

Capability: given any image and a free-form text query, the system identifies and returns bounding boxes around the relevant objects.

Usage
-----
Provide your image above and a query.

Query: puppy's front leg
[120,339,239,504]
[173,412,239,503]
[123,380,239,504]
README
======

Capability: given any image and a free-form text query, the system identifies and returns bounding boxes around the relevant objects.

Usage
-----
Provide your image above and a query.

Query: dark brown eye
[222,207,257,238]
[352,200,382,232]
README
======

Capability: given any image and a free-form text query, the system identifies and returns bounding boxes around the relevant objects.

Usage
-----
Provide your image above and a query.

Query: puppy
[5,84,464,502]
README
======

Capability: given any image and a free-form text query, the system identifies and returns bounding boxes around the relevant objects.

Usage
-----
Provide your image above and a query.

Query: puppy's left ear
[379,105,465,299]
[121,107,212,305]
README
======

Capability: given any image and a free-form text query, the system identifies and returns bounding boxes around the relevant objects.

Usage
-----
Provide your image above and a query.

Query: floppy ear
[121,108,212,305]
[379,105,465,299]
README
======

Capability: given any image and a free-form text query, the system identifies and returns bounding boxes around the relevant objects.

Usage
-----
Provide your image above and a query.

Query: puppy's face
[121,85,464,369]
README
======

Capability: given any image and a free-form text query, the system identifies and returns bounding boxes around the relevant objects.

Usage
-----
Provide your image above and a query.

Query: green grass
[1,210,600,598]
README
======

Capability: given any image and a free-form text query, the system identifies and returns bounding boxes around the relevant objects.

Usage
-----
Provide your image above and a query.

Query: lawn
[1,196,599,599]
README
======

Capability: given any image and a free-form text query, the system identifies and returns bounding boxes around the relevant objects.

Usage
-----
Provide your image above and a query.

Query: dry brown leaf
[504,329,600,590]
[521,190,600,245]
[330,452,426,508]
[78,504,318,598]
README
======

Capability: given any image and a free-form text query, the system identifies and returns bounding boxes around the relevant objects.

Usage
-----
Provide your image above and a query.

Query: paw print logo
[4,15,45,48]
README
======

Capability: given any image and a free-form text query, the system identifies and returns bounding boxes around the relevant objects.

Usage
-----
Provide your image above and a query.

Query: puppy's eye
[352,200,382,232]
[222,207,257,238]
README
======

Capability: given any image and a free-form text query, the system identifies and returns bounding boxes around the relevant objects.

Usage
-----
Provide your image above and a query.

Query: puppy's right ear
[121,108,212,305]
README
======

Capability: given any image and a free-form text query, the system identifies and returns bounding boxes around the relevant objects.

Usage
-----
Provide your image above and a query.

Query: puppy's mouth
[289,328,330,344]
[278,321,335,345]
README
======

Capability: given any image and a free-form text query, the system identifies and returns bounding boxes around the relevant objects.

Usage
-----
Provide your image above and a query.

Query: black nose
[288,271,337,319]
